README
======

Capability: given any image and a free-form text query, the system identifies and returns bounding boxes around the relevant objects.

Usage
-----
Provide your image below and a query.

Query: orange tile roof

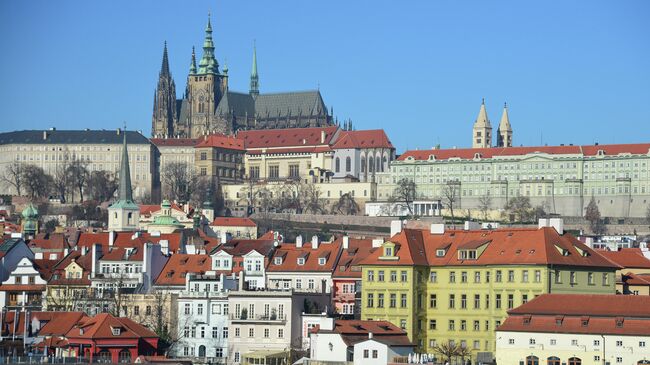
[398,143,650,161]
[77,231,183,253]
[211,217,257,227]
[622,272,650,286]
[155,254,211,286]
[316,320,413,347]
[599,248,650,269]
[238,126,339,149]
[38,312,88,336]
[28,232,70,251]
[150,138,199,147]
[331,130,394,150]
[66,313,157,340]
[359,227,619,269]
[332,237,379,279]
[139,203,187,217]
[213,239,276,257]
[195,133,245,150]
[100,246,144,262]
[268,240,342,272]
[499,294,650,336]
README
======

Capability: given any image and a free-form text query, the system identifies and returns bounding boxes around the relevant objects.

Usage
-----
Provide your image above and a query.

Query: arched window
[381,156,387,172]
[376,157,381,173]
[526,356,539,365]
[361,157,366,173]
[369,156,374,173]
[547,357,560,365]
[345,157,351,172]
[568,358,581,365]
[198,345,206,357]
[118,349,131,363]
[335,157,340,173]
[98,350,111,363]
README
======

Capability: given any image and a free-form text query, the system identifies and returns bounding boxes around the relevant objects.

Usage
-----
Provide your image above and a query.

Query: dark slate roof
[177,99,190,124]
[0,130,150,145]
[216,92,255,117]
[254,90,326,118]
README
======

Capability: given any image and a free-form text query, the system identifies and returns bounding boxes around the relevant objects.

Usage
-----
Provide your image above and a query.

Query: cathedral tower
[472,99,492,148]
[108,130,140,232]
[497,102,513,147]
[151,42,178,137]
[185,14,229,137]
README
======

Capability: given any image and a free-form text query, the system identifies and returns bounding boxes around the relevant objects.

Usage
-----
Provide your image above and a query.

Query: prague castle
[152,15,332,138]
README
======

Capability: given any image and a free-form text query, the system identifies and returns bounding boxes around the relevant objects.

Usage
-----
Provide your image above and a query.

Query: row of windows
[232,326,284,338]
[183,325,229,339]
[366,292,531,310]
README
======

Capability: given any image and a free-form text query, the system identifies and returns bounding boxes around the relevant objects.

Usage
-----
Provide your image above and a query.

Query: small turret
[472,98,492,148]
[250,42,259,97]
[189,46,197,75]
[497,102,513,147]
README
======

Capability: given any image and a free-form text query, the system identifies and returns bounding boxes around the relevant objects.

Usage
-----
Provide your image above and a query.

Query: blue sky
[1,0,649,152]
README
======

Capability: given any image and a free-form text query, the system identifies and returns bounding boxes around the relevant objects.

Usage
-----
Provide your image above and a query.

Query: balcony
[180,291,229,299]
[229,313,287,324]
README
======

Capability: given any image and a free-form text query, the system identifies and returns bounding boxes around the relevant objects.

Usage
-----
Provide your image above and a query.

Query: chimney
[342,236,350,250]
[116,128,121,135]
[91,243,103,277]
[109,231,116,247]
[538,218,550,230]
[368,332,373,339]
[296,235,303,248]
[42,131,48,140]
[430,223,445,235]
[464,221,481,231]
[63,248,69,257]
[238,271,245,291]
[220,231,228,244]
[372,238,383,248]
[320,130,326,144]
[390,220,404,237]
[311,235,319,250]
[549,218,564,235]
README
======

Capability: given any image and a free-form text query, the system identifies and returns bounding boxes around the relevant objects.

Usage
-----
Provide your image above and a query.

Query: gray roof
[177,99,190,124]
[212,90,328,119]
[0,130,151,145]
[254,90,326,118]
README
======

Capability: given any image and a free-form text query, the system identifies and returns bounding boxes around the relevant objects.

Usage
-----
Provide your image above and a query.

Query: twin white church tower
[472,99,513,149]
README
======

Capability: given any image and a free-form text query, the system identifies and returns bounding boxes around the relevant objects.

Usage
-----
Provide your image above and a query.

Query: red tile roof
[398,143,650,161]
[268,240,342,272]
[77,232,183,254]
[155,254,211,286]
[28,233,70,251]
[100,246,144,262]
[48,251,92,285]
[332,238,379,279]
[195,133,245,150]
[332,130,394,150]
[623,272,650,286]
[66,313,158,340]
[499,294,650,336]
[316,320,413,347]
[150,138,199,147]
[211,217,257,227]
[38,312,88,336]
[599,248,650,269]
[359,227,619,269]
[238,126,339,149]
[139,203,187,217]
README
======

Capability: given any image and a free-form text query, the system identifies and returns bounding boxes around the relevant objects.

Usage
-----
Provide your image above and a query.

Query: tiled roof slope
[211,217,257,227]
[598,248,650,269]
[77,232,182,253]
[155,254,211,286]
[398,143,650,161]
[333,238,379,279]
[238,126,339,149]
[332,130,393,149]
[316,320,413,347]
[359,227,618,269]
[150,138,198,147]
[195,134,245,150]
[66,313,157,339]
[268,240,342,272]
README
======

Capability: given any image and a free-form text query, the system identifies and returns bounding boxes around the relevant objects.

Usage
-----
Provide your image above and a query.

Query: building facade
[379,143,650,217]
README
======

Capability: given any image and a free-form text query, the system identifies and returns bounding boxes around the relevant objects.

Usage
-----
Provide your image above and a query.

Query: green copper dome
[21,203,38,219]
[161,199,172,208]
[151,215,183,227]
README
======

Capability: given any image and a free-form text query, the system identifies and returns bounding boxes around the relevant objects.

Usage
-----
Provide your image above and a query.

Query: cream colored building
[0,129,157,199]
[151,137,197,171]
[209,217,258,239]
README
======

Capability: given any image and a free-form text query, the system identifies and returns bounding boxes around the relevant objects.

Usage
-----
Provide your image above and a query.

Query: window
[474,271,481,283]
[473,320,480,331]
[367,293,374,307]
[570,271,577,285]
[390,271,397,282]
[269,165,280,179]
[522,270,529,282]
[568,357,582,365]
[390,293,397,308]
[449,294,455,308]
[372,350,378,359]
[197,304,203,315]
[603,273,609,285]
[367,270,374,281]
[449,271,456,283]
[616,357,622,364]
[593,340,600,346]
[200,152,207,160]
[401,271,408,282]
[289,164,300,178]
[430,271,437,282]
[571,339,578,346]
[461,271,468,283]
[508,270,515,282]
[400,319,407,329]
[507,294,514,309]
[474,294,480,309]
[429,320,437,330]
[363,350,369,358]
[378,293,384,308]
[448,320,455,330]
[616,340,623,347]
[234,327,240,337]
[401,294,407,307]
[345,157,351,172]
[335,157,340,172]
[378,270,385,281]
[215,348,223,358]
[278,328,284,338]
[495,294,501,309]
[550,339,557,346]
[461,294,467,309]
[212,327,218,338]
[222,327,228,338]
[525,356,539,365]
[534,270,541,282]
[588,272,594,285]
[460,320,466,331]
[640,341,646,347]
[496,270,502,282]
[248,328,254,337]
[297,257,305,265]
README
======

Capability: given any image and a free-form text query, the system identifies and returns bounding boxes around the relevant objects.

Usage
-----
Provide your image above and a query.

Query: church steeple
[472,98,492,148]
[250,42,259,97]
[189,46,197,75]
[151,42,178,137]
[108,128,140,232]
[118,131,133,202]
[161,41,170,76]
[497,102,513,147]
[198,13,219,74]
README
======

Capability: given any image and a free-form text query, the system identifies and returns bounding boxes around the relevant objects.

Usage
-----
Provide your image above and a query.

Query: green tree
[585,196,606,234]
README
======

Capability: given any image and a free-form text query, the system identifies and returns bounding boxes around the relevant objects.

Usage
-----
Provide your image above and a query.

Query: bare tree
[478,193,492,221]
[66,159,89,202]
[442,182,460,226]
[389,178,417,216]
[300,181,327,214]
[161,161,200,203]
[433,340,461,364]
[456,344,472,364]
[331,193,360,215]
[22,164,53,199]
[504,195,533,223]
[646,204,650,228]
[53,162,72,203]
[585,196,605,234]
[1,161,24,196]
[86,170,118,202]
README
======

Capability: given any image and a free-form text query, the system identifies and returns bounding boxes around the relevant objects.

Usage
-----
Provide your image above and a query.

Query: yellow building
[359,221,619,362]
[45,251,92,312]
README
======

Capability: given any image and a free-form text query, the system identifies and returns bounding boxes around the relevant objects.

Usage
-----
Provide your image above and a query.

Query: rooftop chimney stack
[390,220,404,237]
[430,223,445,235]
[311,235,319,250]
[296,235,303,248]
[342,236,350,250]
[372,238,384,248]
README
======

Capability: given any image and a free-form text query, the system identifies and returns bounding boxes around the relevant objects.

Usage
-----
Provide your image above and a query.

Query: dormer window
[111,327,121,336]
[379,242,398,261]
[274,257,283,265]
[384,247,393,257]
[318,257,326,265]
[615,317,624,328]
[458,250,477,260]
[436,249,446,257]
[597,149,605,156]
[297,258,305,265]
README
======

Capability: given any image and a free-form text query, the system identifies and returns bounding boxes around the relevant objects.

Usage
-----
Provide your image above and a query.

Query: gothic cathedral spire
[472,98,492,148]
[198,13,219,74]
[250,42,259,97]
[151,42,178,137]
[189,46,197,75]
[497,102,513,147]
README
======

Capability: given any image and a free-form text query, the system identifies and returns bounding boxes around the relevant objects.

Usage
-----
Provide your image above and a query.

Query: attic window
[555,316,564,325]
[523,315,532,325]
[274,257,283,265]
[615,317,624,328]
[458,250,477,260]
[436,249,446,257]
[318,257,326,265]
[597,149,605,156]
[111,327,121,336]
[474,153,481,159]
[384,247,393,257]
[297,258,305,266]
[581,317,589,327]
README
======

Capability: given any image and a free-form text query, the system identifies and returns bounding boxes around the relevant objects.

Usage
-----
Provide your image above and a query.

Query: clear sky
[1,0,649,153]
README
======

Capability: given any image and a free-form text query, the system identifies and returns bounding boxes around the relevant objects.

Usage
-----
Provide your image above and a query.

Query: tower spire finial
[118,125,133,202]
[198,12,218,74]
[249,41,259,97]
[189,46,197,74]
[160,41,170,76]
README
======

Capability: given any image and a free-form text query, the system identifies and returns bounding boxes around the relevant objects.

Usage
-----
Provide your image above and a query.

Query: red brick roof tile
[155,254,211,286]
[268,240,341,272]
[211,217,257,227]
[332,130,394,150]
[195,133,245,150]
[238,126,339,149]
[598,248,650,269]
